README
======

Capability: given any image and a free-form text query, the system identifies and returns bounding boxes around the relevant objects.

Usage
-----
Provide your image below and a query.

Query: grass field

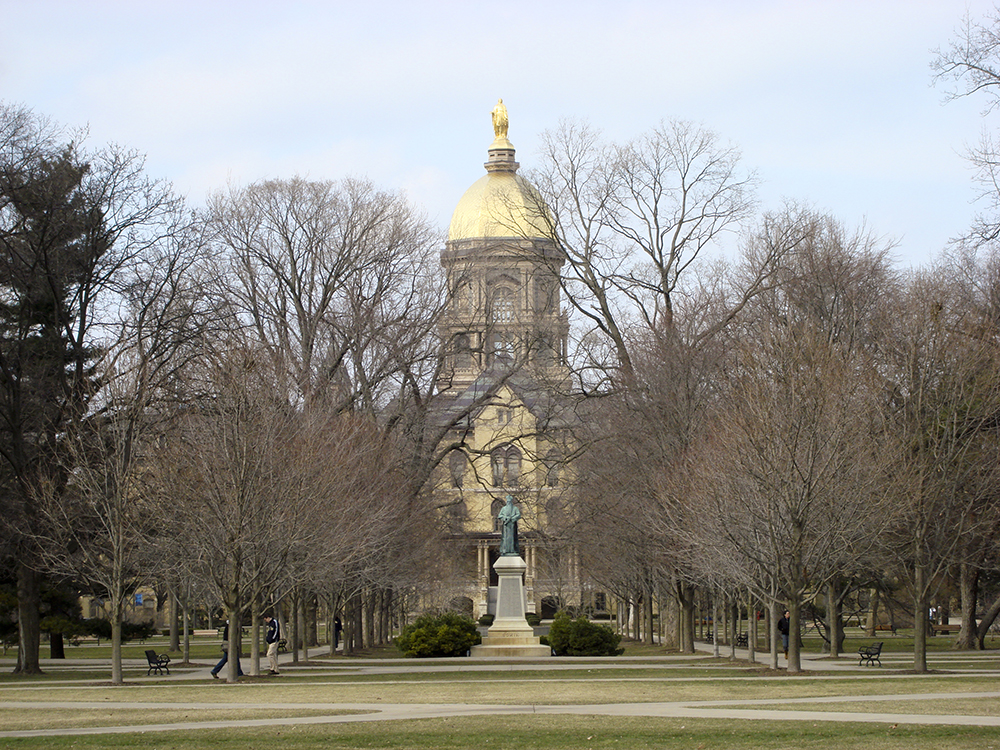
[2,628,1000,749]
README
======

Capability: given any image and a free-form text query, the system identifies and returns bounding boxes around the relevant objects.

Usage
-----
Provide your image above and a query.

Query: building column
[524,541,536,614]
[477,540,490,616]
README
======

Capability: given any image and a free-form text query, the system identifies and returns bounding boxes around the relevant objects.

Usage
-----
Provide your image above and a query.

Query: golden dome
[447,169,551,242]
[448,103,552,242]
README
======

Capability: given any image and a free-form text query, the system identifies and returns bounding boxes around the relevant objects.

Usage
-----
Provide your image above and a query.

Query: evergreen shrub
[395,611,482,658]
[546,611,624,656]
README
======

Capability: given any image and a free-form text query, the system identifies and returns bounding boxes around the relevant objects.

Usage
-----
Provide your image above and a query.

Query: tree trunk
[226,608,242,683]
[722,595,729,645]
[729,599,737,660]
[712,593,720,658]
[382,590,393,646]
[182,600,191,664]
[913,563,929,673]
[788,601,801,673]
[827,581,843,658]
[249,599,261,676]
[290,589,300,665]
[169,590,180,652]
[644,580,654,646]
[958,562,980,650]
[49,633,65,659]
[769,594,779,671]
[306,593,318,648]
[343,592,360,656]
[299,594,309,663]
[865,587,879,637]
[975,589,1000,649]
[110,604,124,686]
[14,563,42,675]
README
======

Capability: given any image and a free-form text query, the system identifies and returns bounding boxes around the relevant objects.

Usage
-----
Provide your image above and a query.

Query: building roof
[433,364,578,432]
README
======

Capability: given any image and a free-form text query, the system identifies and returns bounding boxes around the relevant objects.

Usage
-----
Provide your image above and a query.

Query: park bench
[144,649,171,675]
[932,623,960,635]
[857,641,883,667]
[277,638,288,653]
[735,632,748,647]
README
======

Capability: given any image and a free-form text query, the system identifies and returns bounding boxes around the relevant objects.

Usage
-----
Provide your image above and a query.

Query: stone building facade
[431,106,591,618]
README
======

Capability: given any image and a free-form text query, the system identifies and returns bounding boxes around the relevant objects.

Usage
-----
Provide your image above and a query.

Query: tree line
[4,6,1000,682]
[523,7,1000,674]
[0,104,486,682]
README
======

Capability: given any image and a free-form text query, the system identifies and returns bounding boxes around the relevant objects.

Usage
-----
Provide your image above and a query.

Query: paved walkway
[4,645,1000,738]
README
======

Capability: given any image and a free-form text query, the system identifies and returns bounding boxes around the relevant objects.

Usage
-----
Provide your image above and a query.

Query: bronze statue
[498,494,520,556]
[491,98,509,139]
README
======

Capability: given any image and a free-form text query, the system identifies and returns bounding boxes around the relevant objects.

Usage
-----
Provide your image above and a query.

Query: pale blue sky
[2,0,994,268]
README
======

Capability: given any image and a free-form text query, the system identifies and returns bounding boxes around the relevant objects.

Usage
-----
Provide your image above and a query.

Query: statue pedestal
[471,555,551,658]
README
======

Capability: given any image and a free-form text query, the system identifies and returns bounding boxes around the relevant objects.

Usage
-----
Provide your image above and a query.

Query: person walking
[263,613,281,675]
[778,609,790,659]
[210,620,243,679]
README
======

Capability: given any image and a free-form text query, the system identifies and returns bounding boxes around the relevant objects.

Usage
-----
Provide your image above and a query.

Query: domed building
[431,101,593,619]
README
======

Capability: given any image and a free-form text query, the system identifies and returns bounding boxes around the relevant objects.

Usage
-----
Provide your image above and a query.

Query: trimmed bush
[395,611,482,658]
[546,611,623,656]
[478,614,495,626]
[525,613,542,626]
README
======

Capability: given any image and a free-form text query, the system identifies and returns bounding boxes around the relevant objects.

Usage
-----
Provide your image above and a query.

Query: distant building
[430,109,600,618]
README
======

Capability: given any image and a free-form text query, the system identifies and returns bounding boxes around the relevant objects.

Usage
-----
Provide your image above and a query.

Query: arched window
[544,449,561,487]
[492,286,516,323]
[448,451,467,488]
[491,444,521,487]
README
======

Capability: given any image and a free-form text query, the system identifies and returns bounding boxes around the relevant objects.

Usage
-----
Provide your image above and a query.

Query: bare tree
[879,263,1000,671]
[161,340,298,682]
[514,121,783,648]
[933,7,1000,244]
[203,175,487,650]
[206,176,443,415]
[697,212,897,672]
[33,213,208,684]
[0,107,186,674]
[943,244,1000,649]
[527,119,761,384]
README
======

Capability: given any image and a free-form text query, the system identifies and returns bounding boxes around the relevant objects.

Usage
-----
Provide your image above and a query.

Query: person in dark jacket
[778,610,790,659]
[264,613,281,675]
[211,620,243,679]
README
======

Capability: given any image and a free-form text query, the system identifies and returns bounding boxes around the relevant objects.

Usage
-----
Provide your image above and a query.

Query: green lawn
[3,629,1000,749]
[2,715,1000,750]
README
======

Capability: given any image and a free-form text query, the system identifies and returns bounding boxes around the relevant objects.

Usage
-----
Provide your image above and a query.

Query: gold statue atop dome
[491,98,509,139]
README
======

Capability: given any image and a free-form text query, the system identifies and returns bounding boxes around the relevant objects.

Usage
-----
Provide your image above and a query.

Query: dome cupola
[447,99,551,242]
